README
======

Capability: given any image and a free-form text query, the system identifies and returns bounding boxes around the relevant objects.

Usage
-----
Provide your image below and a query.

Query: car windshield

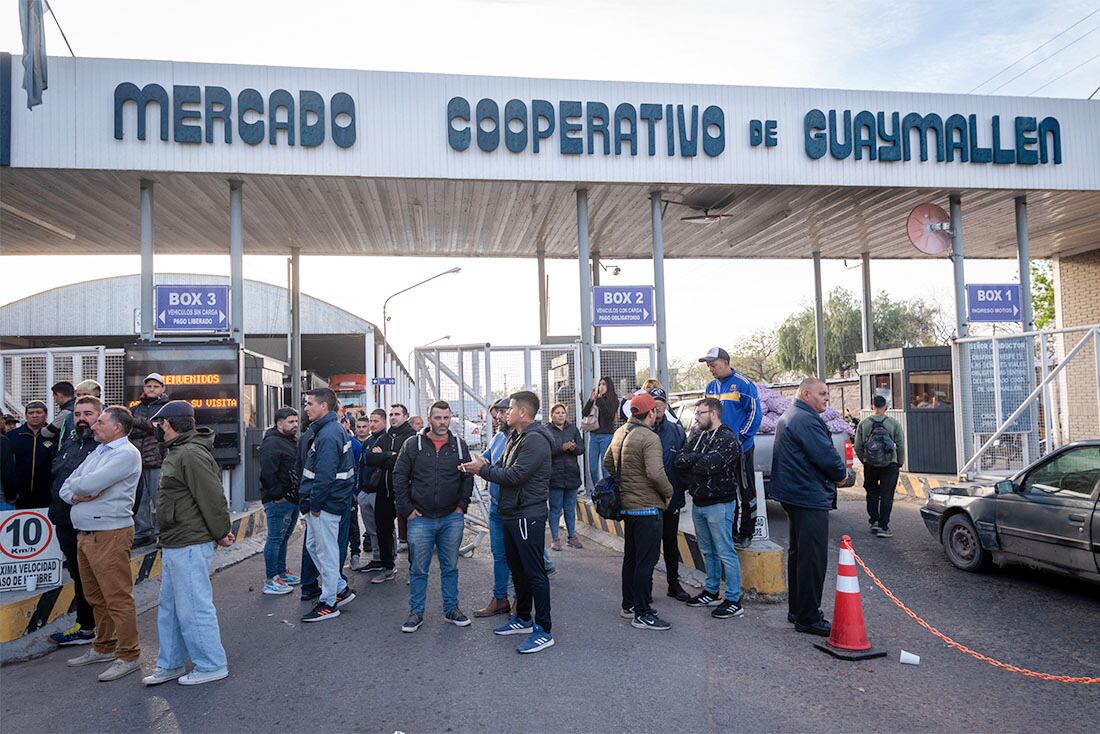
[1022,446,1100,497]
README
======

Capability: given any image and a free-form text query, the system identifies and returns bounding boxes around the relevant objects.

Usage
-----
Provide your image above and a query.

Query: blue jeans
[305,511,348,606]
[301,503,351,591]
[487,505,510,599]
[263,500,299,580]
[692,501,741,602]
[588,433,613,486]
[407,511,464,614]
[156,542,228,673]
[548,487,579,539]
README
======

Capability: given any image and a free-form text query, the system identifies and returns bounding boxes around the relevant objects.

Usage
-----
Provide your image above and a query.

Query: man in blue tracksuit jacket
[297,389,357,622]
[701,347,762,546]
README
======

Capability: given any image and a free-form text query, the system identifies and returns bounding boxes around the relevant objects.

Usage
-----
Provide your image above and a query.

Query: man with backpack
[854,395,906,538]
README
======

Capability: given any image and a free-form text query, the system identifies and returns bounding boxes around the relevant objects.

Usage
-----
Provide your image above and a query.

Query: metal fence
[1,346,126,419]
[953,325,1100,479]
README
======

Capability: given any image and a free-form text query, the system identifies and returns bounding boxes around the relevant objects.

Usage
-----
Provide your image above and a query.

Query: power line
[986,23,1100,94]
[44,0,75,57]
[1027,50,1100,95]
[967,6,1100,93]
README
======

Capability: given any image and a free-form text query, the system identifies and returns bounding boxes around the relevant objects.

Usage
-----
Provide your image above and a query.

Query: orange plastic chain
[846,543,1100,685]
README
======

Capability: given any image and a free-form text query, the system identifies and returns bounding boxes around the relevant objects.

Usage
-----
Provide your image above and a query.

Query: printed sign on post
[371,377,396,385]
[966,284,1022,323]
[592,286,656,327]
[154,285,230,332]
[0,510,64,592]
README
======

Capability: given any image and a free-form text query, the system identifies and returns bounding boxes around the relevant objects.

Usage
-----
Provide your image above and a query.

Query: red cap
[629,392,656,417]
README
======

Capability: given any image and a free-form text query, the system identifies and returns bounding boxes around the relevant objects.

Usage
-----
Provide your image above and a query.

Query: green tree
[730,329,782,383]
[1031,260,1055,329]
[669,359,711,393]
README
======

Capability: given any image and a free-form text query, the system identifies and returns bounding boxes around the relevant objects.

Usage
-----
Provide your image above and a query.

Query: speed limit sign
[0,510,64,592]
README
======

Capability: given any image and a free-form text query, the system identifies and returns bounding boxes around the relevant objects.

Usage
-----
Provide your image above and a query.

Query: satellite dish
[906,204,953,255]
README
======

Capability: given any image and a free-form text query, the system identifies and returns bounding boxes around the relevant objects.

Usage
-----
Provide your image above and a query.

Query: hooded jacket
[357,430,384,493]
[654,415,688,511]
[675,423,742,507]
[547,420,585,490]
[40,397,76,442]
[604,418,673,511]
[157,427,232,548]
[8,424,56,509]
[129,393,171,469]
[298,412,357,515]
[769,400,847,511]
[49,425,99,528]
[259,426,299,503]
[478,420,553,519]
[361,420,417,498]
[393,429,474,519]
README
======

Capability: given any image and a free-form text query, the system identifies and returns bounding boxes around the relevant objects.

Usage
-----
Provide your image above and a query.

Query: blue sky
[2,1,1097,361]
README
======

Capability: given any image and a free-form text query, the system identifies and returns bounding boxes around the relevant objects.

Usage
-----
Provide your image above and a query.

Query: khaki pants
[77,527,140,661]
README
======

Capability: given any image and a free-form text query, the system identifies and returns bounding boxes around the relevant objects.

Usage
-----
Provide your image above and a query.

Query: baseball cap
[629,392,656,417]
[24,400,48,412]
[647,387,668,403]
[152,400,195,420]
[144,372,165,385]
[698,347,731,363]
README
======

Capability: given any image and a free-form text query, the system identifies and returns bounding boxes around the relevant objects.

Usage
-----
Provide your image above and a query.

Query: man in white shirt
[59,405,143,682]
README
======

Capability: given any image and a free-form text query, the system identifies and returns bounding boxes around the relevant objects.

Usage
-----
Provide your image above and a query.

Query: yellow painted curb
[736,545,787,596]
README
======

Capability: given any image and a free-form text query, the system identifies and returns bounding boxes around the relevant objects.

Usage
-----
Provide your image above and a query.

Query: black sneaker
[795,619,832,637]
[444,608,472,627]
[876,526,893,538]
[301,602,340,623]
[336,586,356,608]
[401,612,424,633]
[357,560,386,573]
[734,534,753,550]
[300,586,321,602]
[869,522,880,534]
[686,591,721,607]
[631,612,672,631]
[712,599,745,619]
[619,605,635,619]
[787,612,797,624]
[370,568,397,584]
[667,585,690,602]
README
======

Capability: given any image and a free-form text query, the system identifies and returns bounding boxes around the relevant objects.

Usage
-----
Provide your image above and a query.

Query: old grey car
[921,441,1100,582]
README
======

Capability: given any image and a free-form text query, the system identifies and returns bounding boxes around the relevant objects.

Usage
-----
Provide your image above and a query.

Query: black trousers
[863,463,900,529]
[502,516,551,632]
[661,509,682,589]
[56,524,95,630]
[374,492,398,570]
[782,503,829,626]
[735,446,758,538]
[622,514,662,615]
[348,507,362,556]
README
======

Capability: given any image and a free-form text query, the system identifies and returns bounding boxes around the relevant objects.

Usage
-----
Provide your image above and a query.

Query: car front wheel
[942,514,991,572]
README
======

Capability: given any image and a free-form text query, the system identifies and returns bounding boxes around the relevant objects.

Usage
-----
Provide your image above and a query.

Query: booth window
[871,373,901,409]
[242,385,257,427]
[909,371,952,410]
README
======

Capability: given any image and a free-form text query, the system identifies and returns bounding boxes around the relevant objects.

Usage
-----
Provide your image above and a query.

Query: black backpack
[864,418,896,468]
[592,427,634,521]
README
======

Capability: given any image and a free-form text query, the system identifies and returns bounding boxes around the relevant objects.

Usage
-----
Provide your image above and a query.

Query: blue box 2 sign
[966,284,1022,323]
[155,285,229,332]
[592,286,655,327]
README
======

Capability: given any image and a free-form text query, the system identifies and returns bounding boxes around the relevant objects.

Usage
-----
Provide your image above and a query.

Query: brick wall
[1053,250,1100,441]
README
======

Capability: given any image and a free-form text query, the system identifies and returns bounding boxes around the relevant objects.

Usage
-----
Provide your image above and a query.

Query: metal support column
[537,247,548,343]
[591,250,602,345]
[364,325,376,412]
[1015,196,1034,332]
[651,191,670,389]
[860,252,874,352]
[950,194,967,338]
[229,180,245,345]
[576,189,595,401]
[289,246,302,417]
[140,179,155,340]
[812,251,826,380]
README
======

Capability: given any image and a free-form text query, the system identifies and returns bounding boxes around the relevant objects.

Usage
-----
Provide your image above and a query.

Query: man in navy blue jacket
[650,388,689,601]
[770,378,853,637]
[298,388,357,622]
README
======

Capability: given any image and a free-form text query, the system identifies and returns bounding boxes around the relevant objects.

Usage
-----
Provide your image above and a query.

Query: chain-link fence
[954,326,1100,479]
[1,347,124,419]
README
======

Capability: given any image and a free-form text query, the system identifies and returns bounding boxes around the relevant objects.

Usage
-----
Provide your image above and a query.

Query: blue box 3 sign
[155,285,230,332]
[966,284,1022,323]
[592,286,655,327]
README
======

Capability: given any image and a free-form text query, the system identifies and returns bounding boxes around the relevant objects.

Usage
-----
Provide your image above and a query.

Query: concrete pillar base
[737,539,787,601]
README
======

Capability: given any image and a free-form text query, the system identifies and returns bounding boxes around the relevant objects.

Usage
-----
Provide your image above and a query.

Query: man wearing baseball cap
[8,399,55,508]
[700,347,762,548]
[142,399,234,686]
[604,392,674,631]
[129,372,171,547]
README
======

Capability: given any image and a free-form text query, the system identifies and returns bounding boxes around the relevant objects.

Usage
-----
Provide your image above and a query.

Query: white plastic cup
[899,650,920,665]
[26,575,38,593]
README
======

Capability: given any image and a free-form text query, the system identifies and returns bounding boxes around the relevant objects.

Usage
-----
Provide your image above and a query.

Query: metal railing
[1,346,125,419]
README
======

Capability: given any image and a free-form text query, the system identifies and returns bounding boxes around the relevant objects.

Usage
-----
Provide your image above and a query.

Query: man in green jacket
[854,395,906,538]
[140,401,235,688]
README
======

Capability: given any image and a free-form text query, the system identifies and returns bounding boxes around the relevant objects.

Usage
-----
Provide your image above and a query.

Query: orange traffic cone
[814,535,886,661]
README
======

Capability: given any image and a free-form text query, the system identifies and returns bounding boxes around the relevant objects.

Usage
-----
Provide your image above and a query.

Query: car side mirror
[995,480,1018,495]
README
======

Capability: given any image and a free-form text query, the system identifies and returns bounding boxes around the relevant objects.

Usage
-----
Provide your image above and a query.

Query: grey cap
[492,398,511,411]
[151,400,196,420]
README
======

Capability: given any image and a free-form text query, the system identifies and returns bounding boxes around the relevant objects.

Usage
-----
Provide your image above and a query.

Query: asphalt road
[3,495,1098,734]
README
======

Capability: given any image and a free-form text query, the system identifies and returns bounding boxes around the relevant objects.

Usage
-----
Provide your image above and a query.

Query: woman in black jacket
[582,376,619,485]
[547,403,585,551]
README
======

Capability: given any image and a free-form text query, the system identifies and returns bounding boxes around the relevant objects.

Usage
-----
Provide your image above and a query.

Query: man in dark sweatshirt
[393,401,473,633]
[462,390,555,655]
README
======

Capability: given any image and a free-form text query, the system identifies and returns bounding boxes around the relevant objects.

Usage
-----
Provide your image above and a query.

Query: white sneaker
[142,667,186,686]
[178,667,229,686]
[66,648,116,667]
[98,658,141,681]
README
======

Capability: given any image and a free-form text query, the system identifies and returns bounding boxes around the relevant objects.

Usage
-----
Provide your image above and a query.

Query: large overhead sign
[155,285,229,332]
[966,283,1023,323]
[592,286,655,327]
